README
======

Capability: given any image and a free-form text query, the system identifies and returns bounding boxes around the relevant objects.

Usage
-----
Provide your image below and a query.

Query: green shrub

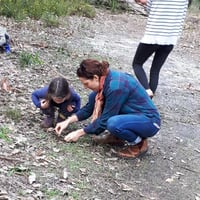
[41,12,59,27]
[0,0,95,20]
[65,0,96,17]
[87,0,127,12]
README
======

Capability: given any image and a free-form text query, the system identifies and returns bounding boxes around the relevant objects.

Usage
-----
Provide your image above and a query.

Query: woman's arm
[84,87,129,134]
[75,92,96,121]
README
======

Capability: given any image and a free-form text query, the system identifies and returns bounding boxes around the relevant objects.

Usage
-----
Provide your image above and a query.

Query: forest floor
[0,4,200,200]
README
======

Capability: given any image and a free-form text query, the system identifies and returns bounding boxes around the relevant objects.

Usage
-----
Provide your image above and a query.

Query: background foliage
[0,0,95,20]
[0,0,199,21]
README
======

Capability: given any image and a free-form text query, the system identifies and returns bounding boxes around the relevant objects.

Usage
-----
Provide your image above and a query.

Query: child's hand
[40,99,49,109]
[66,105,75,112]
[135,0,146,5]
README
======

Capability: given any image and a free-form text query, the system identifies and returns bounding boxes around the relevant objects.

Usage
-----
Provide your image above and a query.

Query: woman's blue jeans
[107,114,160,143]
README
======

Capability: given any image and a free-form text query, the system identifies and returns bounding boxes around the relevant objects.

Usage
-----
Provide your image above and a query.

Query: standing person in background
[132,0,189,98]
[32,77,81,128]
[55,59,161,159]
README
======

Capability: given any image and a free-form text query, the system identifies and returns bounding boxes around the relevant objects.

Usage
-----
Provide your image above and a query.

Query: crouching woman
[55,59,161,159]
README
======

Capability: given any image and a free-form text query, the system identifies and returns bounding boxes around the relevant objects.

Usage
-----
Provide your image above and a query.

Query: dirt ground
[0,4,200,200]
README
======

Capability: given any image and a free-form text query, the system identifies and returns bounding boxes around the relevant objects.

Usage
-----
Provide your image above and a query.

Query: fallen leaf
[194,149,200,153]
[35,149,45,156]
[108,188,116,194]
[29,172,36,184]
[0,189,8,196]
[53,148,60,153]
[0,77,13,93]
[121,183,133,191]
[165,177,174,183]
[63,168,68,179]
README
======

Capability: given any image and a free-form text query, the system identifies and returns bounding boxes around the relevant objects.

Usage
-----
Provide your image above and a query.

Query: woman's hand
[64,129,86,142]
[40,99,49,109]
[55,115,79,136]
[55,120,70,136]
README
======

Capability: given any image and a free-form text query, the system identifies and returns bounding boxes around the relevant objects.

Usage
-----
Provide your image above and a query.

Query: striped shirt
[141,0,188,45]
[76,70,160,134]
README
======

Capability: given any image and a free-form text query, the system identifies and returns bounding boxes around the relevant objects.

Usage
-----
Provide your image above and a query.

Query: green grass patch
[0,126,11,142]
[60,142,87,156]
[44,188,63,199]
[71,191,80,200]
[19,52,43,68]
[70,180,90,200]
[36,132,48,140]
[87,0,129,12]
[60,142,93,168]
[4,108,21,122]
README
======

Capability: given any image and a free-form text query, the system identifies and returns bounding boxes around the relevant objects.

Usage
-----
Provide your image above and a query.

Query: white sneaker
[146,89,154,98]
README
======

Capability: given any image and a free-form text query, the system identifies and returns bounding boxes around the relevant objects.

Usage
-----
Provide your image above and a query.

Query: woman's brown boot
[117,139,148,158]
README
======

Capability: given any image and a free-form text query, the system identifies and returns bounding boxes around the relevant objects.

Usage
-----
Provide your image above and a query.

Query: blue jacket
[76,70,160,134]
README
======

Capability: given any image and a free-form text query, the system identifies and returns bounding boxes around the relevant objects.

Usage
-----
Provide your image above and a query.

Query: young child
[32,77,81,128]
[0,26,11,54]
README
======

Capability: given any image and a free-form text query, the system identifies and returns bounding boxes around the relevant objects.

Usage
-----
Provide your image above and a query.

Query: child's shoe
[40,116,54,128]
[146,89,154,99]
[4,43,11,54]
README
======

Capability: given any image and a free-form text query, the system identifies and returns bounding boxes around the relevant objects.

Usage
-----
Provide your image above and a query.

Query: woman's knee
[107,117,119,133]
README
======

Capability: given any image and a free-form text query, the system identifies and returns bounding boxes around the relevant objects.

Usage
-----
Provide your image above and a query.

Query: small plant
[70,180,89,199]
[36,132,48,140]
[44,189,62,198]
[41,12,59,27]
[19,52,43,68]
[5,108,21,122]
[8,166,30,176]
[71,191,80,200]
[0,126,11,142]
[109,0,119,11]
[87,0,128,12]
[66,1,96,18]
